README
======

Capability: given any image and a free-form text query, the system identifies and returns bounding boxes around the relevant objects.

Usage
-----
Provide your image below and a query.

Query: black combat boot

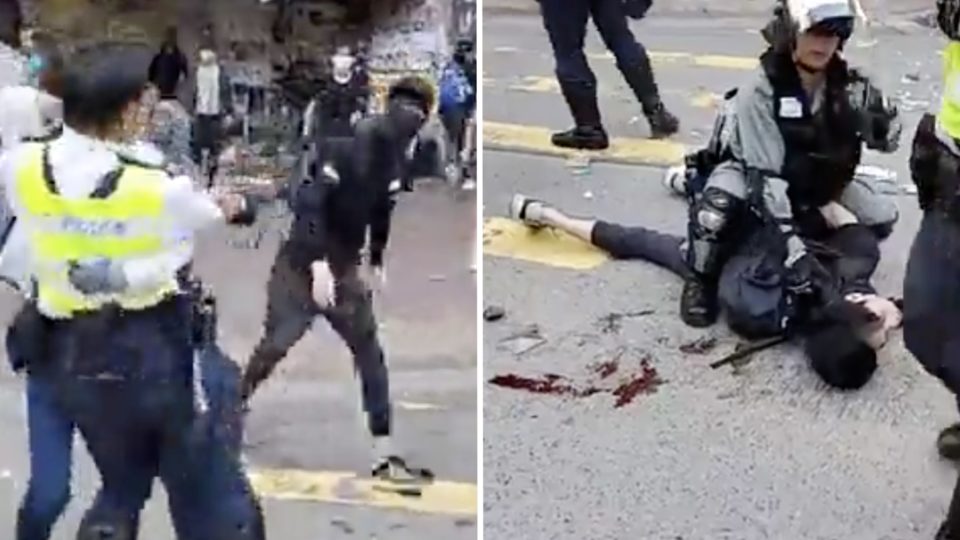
[553,81,609,150]
[939,423,960,460]
[619,59,680,139]
[680,274,719,328]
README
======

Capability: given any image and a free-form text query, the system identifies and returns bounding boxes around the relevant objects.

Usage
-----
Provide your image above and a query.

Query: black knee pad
[691,187,740,236]
[805,322,878,390]
[869,222,895,241]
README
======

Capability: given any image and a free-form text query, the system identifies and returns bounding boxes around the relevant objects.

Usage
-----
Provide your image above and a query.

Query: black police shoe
[551,126,609,151]
[938,423,960,460]
[647,103,680,140]
[680,275,718,328]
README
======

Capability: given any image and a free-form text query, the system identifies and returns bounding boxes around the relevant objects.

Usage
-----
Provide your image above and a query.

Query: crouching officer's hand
[68,259,128,295]
[848,75,902,153]
[784,251,831,298]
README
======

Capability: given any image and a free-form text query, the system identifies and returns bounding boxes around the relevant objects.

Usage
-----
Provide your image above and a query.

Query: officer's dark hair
[804,302,878,390]
[61,42,153,136]
[0,0,22,49]
[388,76,435,115]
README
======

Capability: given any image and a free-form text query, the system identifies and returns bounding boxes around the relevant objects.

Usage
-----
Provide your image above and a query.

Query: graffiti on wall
[368,0,446,73]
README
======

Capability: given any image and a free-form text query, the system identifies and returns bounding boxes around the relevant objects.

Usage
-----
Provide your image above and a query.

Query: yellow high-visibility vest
[14,144,178,319]
[941,41,960,140]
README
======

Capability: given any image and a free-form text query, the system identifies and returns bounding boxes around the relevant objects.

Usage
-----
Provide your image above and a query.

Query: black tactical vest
[760,49,862,211]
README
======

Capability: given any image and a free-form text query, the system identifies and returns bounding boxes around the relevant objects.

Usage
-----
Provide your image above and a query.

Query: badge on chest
[779,97,804,119]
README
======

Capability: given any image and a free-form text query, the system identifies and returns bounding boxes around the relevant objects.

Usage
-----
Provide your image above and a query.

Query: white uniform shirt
[0,126,226,295]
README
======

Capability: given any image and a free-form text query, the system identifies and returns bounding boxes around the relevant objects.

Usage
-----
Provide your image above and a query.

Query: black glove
[785,252,832,297]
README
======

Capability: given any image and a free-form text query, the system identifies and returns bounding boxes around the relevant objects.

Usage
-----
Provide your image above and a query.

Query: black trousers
[241,244,392,437]
[539,0,656,99]
[41,297,263,540]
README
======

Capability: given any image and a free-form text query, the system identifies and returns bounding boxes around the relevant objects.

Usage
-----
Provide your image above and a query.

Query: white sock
[373,436,394,463]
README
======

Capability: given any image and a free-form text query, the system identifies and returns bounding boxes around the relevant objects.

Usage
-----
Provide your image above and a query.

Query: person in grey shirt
[673,0,901,329]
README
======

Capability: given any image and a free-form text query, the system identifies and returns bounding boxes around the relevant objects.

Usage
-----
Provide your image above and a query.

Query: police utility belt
[14,143,180,321]
[912,114,960,223]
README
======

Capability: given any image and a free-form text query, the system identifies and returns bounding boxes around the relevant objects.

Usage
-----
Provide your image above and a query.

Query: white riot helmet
[785,0,856,41]
[938,0,960,40]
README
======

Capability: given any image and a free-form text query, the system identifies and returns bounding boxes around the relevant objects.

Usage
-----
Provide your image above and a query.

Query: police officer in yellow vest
[903,1,960,537]
[1,42,264,540]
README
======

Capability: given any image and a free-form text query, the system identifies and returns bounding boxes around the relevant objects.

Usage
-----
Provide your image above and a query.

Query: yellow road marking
[581,50,757,70]
[500,76,722,109]
[249,468,477,516]
[483,217,610,270]
[484,122,686,167]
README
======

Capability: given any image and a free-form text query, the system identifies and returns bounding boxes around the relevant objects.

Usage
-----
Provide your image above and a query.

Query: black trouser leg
[591,221,688,277]
[241,248,315,402]
[322,272,391,438]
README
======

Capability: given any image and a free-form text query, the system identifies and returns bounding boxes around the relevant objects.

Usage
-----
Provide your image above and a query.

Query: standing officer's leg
[590,0,679,138]
[241,245,317,402]
[16,375,74,540]
[538,0,608,150]
[838,175,900,240]
[680,162,748,328]
[322,271,393,469]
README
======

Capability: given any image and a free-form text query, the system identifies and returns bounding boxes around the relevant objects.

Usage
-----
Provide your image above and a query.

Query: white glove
[819,202,858,229]
[363,264,387,293]
[310,260,336,307]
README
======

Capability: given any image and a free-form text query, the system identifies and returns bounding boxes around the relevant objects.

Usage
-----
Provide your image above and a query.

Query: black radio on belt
[184,277,217,349]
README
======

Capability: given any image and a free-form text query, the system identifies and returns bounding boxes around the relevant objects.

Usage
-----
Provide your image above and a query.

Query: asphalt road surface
[0,180,477,539]
[483,10,956,540]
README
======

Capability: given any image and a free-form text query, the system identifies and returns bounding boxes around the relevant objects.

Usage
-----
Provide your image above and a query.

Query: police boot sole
[551,132,609,150]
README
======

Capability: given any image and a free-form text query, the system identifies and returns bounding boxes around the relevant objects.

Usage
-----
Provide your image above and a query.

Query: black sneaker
[551,126,609,150]
[938,423,960,460]
[647,103,680,139]
[680,276,718,328]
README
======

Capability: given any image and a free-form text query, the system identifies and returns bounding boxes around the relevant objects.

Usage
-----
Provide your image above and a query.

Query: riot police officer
[678,0,901,331]
[537,0,679,149]
[240,76,434,483]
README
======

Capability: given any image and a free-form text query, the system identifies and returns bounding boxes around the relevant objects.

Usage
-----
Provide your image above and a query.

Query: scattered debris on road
[596,310,655,334]
[484,305,507,322]
[498,324,548,355]
[679,336,718,355]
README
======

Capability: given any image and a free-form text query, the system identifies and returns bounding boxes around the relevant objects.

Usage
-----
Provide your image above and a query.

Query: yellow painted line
[484,121,686,167]
[500,76,721,110]
[483,217,610,270]
[249,468,477,516]
[583,50,758,70]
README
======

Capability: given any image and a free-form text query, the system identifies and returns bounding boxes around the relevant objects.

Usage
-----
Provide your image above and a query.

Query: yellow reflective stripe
[941,42,960,140]
[15,145,166,219]
[38,283,179,319]
[33,233,163,260]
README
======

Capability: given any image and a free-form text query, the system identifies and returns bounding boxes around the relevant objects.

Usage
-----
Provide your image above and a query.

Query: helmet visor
[808,17,854,40]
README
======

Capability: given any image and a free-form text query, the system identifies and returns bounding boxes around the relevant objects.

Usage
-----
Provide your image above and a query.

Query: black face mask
[453,52,466,65]
[388,101,426,141]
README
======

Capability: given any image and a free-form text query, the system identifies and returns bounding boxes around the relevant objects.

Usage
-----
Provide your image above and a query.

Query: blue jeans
[13,304,250,540]
[16,375,75,540]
